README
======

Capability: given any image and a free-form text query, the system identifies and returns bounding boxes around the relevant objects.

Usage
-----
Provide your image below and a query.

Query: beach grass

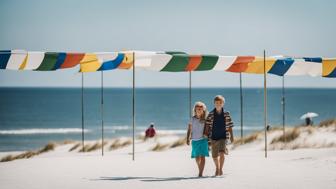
[233,132,260,145]
[170,137,187,148]
[231,119,336,150]
[271,127,300,144]
[69,143,81,152]
[109,139,132,150]
[151,143,170,151]
[151,137,187,151]
[2,118,336,162]
[79,141,108,152]
[318,118,336,127]
[1,142,56,162]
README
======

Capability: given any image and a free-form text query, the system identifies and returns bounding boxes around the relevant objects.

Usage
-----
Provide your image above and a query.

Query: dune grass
[151,137,187,151]
[3,117,336,161]
[109,139,132,150]
[170,137,187,148]
[151,143,170,151]
[60,140,75,145]
[69,143,81,152]
[137,135,147,141]
[79,141,108,152]
[1,142,56,162]
[39,143,56,153]
[271,127,300,144]
[319,118,336,127]
[233,132,261,146]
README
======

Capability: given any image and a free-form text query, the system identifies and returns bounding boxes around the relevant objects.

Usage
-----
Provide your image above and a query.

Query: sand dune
[0,121,336,189]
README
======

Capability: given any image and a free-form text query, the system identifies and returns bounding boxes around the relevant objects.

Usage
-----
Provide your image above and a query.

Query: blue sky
[0,0,335,87]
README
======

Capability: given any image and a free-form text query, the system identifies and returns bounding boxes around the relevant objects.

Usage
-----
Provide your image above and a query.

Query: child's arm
[225,111,234,143]
[186,123,192,145]
[203,115,211,138]
[228,127,234,143]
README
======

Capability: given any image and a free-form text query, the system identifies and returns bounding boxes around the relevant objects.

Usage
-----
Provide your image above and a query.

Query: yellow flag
[80,54,101,72]
[244,57,276,74]
[322,58,336,76]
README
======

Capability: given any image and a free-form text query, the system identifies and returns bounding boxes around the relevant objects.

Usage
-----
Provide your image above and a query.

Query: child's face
[195,106,204,117]
[214,100,224,110]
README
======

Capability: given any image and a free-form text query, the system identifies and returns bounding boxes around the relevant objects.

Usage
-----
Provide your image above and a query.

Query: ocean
[0,87,335,152]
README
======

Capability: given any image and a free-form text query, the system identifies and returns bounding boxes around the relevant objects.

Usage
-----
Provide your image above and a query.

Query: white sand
[0,129,336,189]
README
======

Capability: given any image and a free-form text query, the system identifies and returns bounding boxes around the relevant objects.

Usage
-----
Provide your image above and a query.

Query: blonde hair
[193,101,208,121]
[214,95,225,104]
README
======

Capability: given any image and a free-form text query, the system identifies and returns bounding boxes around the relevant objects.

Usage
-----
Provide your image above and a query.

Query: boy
[203,95,234,176]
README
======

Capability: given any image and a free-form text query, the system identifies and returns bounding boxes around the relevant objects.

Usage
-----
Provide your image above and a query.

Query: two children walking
[187,95,234,177]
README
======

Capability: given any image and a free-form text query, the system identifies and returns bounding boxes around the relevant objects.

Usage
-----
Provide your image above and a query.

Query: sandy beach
[1,0,336,188]
[1,124,335,189]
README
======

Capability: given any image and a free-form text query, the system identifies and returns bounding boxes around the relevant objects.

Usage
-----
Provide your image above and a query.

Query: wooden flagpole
[189,71,192,118]
[132,52,135,161]
[81,72,85,151]
[263,50,268,158]
[239,72,244,144]
[282,75,286,144]
[101,71,104,156]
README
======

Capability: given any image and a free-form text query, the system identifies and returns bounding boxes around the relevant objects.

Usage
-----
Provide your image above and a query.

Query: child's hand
[186,139,190,145]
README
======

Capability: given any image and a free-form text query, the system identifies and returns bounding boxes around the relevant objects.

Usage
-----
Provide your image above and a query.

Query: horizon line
[0,86,335,89]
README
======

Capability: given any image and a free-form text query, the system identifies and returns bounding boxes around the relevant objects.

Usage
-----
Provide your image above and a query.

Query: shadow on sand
[92,175,225,182]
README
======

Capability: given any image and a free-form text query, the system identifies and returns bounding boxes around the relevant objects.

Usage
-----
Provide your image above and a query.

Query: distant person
[305,117,313,126]
[145,123,156,139]
[203,95,234,176]
[186,101,209,177]
[266,125,271,131]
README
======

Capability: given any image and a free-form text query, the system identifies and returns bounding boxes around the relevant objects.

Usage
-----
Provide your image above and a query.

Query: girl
[186,101,209,177]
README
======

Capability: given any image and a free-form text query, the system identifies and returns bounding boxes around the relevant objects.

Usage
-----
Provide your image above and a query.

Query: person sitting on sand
[203,95,234,176]
[305,117,313,126]
[186,101,209,177]
[145,123,156,140]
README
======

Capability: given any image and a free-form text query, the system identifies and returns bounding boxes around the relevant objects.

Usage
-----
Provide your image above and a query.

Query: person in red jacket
[145,123,156,140]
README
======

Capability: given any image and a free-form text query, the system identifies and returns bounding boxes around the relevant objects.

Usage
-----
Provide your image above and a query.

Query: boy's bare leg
[212,157,220,176]
[219,152,225,175]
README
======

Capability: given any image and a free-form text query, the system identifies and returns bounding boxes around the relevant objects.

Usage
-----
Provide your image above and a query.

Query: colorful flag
[0,50,11,69]
[322,58,336,77]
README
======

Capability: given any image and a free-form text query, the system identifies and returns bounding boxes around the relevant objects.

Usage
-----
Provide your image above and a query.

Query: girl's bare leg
[199,156,205,177]
[195,157,201,176]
